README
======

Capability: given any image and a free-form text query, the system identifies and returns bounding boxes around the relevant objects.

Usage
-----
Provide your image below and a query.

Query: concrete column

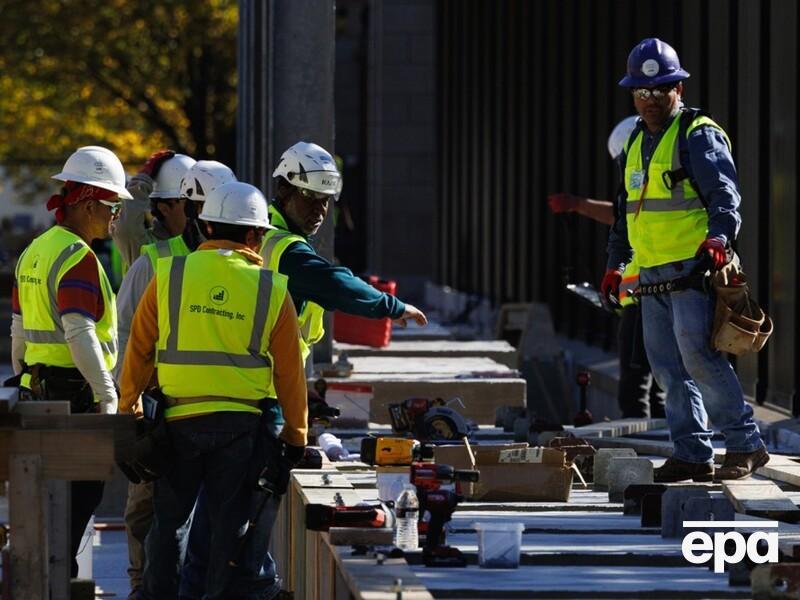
[238,0,336,363]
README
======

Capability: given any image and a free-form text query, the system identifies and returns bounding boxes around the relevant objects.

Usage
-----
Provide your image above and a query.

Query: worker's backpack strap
[661,107,712,207]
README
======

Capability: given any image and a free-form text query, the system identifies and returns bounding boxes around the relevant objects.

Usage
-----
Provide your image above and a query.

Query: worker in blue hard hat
[548,116,666,421]
[602,38,768,483]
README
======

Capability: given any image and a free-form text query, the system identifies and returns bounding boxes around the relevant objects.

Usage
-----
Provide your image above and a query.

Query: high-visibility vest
[154,249,288,421]
[260,204,325,360]
[619,255,640,307]
[141,235,191,270]
[15,225,118,371]
[624,112,731,268]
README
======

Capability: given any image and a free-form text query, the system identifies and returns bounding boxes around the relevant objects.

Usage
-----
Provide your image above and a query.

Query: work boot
[653,457,714,483]
[714,447,770,481]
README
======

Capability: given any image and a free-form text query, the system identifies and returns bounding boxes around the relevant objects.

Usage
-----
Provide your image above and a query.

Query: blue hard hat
[619,38,690,87]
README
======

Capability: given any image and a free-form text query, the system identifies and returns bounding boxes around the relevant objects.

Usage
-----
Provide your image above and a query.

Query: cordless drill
[360,436,434,466]
[410,462,480,567]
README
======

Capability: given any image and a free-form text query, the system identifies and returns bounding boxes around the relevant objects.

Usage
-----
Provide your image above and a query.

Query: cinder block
[593,448,637,491]
[607,457,654,502]
[682,496,736,537]
[661,487,711,538]
[623,484,667,515]
[641,493,663,527]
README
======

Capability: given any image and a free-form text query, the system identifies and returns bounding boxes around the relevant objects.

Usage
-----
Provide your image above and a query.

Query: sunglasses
[631,85,677,100]
[298,188,333,202]
[98,199,121,216]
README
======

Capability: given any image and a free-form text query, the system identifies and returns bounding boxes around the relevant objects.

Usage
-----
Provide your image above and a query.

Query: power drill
[410,462,480,567]
[360,436,434,466]
[306,492,394,531]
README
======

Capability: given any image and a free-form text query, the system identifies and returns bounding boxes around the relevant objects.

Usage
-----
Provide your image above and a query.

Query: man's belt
[638,272,707,297]
[163,395,261,408]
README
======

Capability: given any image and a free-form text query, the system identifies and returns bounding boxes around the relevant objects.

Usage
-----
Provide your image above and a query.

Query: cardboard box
[433,443,574,502]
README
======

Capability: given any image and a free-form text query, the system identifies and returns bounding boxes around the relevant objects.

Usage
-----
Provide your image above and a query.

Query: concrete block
[682,496,736,537]
[623,484,667,515]
[641,493,663,527]
[593,448,636,491]
[661,487,711,538]
[607,457,654,502]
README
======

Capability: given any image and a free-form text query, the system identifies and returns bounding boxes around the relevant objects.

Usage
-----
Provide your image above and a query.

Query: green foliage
[0,0,238,185]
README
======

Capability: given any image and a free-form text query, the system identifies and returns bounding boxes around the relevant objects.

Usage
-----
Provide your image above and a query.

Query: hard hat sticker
[642,59,660,77]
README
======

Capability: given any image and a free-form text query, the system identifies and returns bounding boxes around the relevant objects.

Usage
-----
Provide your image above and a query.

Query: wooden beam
[722,480,800,522]
[9,454,48,600]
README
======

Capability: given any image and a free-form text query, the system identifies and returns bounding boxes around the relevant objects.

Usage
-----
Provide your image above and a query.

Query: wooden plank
[47,480,70,600]
[341,355,515,376]
[722,480,800,522]
[334,340,518,368]
[13,401,70,416]
[328,526,393,546]
[12,430,116,481]
[9,454,48,600]
[328,544,433,600]
[757,462,800,488]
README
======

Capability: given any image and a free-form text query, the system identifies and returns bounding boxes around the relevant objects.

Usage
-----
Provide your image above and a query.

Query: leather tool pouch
[711,261,773,355]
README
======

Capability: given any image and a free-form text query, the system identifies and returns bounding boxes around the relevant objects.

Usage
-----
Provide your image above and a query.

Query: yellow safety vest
[15,225,118,371]
[141,234,191,270]
[619,255,640,307]
[624,112,731,268]
[154,249,288,421]
[260,204,325,360]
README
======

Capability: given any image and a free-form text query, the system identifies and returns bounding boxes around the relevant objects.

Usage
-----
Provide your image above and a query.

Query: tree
[0,0,238,198]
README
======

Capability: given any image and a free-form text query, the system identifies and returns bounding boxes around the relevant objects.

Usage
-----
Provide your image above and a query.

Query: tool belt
[18,364,97,414]
[710,262,772,355]
[637,272,708,297]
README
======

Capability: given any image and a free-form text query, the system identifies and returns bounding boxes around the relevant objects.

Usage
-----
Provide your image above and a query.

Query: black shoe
[653,457,714,483]
[714,447,770,481]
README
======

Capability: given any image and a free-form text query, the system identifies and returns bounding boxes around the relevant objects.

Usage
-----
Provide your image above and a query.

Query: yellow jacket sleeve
[269,294,308,446]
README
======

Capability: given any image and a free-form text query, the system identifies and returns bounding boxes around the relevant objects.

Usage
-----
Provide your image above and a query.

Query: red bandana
[47,181,117,223]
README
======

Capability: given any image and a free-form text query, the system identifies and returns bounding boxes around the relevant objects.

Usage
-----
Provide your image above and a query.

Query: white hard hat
[607,116,640,159]
[199,181,270,228]
[149,154,196,199]
[52,146,133,200]
[272,141,342,197]
[179,160,236,203]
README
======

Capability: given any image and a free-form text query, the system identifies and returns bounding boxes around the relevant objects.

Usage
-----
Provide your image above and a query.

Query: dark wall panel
[437,0,798,414]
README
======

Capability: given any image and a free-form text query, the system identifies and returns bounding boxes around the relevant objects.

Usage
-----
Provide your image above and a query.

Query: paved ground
[93,529,130,598]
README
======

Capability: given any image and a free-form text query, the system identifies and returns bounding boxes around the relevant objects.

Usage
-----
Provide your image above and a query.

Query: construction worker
[111,149,196,268]
[119,181,307,599]
[603,38,768,482]
[265,141,427,363]
[548,116,666,419]
[9,145,128,577]
[115,160,235,598]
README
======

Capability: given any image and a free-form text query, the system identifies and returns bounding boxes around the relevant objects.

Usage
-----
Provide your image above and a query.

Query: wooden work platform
[334,339,518,368]
[277,419,800,599]
[0,389,135,599]
[314,356,526,425]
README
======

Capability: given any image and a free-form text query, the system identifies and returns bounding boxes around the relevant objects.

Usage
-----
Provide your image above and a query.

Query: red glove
[600,268,622,309]
[547,192,581,214]
[695,238,729,270]
[139,149,176,178]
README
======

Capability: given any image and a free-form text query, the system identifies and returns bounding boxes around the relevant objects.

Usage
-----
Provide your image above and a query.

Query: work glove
[283,443,306,467]
[138,149,175,178]
[600,268,623,310]
[695,237,730,271]
[547,192,581,214]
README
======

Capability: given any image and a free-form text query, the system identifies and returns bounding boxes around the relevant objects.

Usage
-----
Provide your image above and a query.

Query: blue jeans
[640,257,764,464]
[141,414,260,600]
[179,417,284,600]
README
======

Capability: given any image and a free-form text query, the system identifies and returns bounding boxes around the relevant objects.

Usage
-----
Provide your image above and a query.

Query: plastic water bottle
[318,433,350,461]
[394,484,419,550]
